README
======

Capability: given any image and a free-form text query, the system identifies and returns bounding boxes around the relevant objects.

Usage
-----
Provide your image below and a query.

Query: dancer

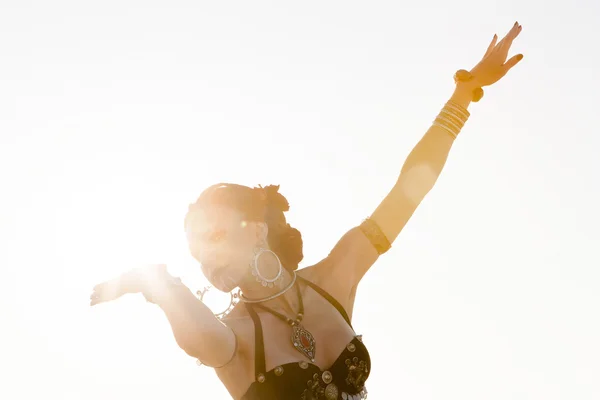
[91,22,524,400]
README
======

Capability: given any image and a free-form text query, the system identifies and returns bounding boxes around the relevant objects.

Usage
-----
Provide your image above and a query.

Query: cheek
[227,244,253,271]
[194,240,247,270]
[229,227,257,258]
[189,239,228,267]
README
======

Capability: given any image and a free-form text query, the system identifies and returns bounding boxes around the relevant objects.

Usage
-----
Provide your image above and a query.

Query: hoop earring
[251,247,283,288]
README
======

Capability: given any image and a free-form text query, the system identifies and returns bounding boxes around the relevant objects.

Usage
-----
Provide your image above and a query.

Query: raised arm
[372,23,523,246]
[90,264,236,368]
[325,22,524,289]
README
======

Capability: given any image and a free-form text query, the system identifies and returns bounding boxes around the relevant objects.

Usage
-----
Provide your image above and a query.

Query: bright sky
[1,1,599,399]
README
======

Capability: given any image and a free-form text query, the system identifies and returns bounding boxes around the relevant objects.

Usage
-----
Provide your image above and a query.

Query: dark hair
[185,183,303,271]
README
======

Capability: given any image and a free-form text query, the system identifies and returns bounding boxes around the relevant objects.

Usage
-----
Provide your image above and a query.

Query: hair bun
[277,224,303,270]
[257,184,290,212]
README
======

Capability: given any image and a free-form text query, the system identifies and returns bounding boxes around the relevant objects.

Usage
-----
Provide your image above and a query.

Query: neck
[240,268,298,312]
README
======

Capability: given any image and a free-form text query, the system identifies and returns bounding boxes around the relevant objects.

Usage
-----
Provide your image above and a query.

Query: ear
[254,221,269,245]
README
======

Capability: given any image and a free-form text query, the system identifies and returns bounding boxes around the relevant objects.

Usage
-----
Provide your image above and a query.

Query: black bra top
[241,276,371,400]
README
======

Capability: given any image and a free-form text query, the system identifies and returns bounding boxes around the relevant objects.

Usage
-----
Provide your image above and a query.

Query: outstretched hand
[456,21,524,91]
[90,264,168,306]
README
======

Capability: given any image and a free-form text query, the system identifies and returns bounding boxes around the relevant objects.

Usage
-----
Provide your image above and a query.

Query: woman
[90,22,524,400]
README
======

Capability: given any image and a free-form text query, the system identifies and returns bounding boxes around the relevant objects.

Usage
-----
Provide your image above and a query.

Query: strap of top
[244,276,353,378]
[297,275,353,328]
[245,303,266,376]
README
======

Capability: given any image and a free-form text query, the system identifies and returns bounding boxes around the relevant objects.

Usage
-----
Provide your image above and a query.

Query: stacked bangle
[432,100,470,139]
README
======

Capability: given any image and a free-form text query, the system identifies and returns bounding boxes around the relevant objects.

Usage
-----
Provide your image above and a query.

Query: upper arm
[324,183,417,288]
[181,321,238,368]
[158,286,238,368]
[370,181,421,245]
[325,221,390,286]
[321,119,451,290]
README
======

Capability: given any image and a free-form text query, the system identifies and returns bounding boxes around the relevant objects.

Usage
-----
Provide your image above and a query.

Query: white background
[1,1,598,399]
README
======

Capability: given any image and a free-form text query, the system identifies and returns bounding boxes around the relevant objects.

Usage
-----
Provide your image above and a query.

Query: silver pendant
[291,323,316,362]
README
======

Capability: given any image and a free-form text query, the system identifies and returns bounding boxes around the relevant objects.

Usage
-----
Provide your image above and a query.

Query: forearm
[366,21,523,247]
[397,85,473,197]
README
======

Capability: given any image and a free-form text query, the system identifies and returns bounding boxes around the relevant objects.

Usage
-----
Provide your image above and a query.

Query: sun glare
[4,3,599,399]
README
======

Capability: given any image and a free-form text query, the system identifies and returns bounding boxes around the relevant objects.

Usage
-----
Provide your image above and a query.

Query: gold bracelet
[432,101,470,139]
[454,69,484,102]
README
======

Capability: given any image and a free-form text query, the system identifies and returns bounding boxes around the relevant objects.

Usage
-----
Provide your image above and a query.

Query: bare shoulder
[222,302,253,342]
[297,258,359,320]
[296,263,321,282]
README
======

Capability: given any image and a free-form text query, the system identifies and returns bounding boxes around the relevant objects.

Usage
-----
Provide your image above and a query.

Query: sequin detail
[298,356,370,400]
[341,387,368,399]
[345,357,369,390]
[324,383,339,399]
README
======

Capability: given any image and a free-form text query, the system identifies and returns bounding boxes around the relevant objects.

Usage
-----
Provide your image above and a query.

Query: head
[184,183,303,292]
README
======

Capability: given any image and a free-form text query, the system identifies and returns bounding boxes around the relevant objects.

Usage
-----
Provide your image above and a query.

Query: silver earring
[251,247,283,287]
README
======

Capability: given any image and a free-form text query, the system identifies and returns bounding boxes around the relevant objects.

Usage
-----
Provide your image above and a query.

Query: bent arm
[148,277,236,368]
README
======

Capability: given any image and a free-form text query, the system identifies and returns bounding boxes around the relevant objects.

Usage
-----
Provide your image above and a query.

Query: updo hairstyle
[185,183,303,271]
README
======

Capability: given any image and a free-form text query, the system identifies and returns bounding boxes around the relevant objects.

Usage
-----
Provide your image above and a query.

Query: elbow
[169,320,207,356]
[176,333,209,359]
[397,165,439,203]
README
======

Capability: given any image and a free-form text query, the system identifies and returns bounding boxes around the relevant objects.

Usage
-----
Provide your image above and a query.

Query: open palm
[456,22,524,91]
[90,264,167,306]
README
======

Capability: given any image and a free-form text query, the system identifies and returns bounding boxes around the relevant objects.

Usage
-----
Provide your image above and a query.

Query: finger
[496,22,522,62]
[89,289,120,305]
[508,21,521,39]
[90,297,111,306]
[502,53,524,73]
[496,22,518,48]
[498,22,522,50]
[91,280,122,302]
[90,297,102,306]
[90,291,104,306]
[483,34,497,58]
[92,281,107,292]
[92,280,117,295]
[511,24,523,42]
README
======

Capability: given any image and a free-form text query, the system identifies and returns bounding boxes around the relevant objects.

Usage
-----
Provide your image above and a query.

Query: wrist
[450,84,474,109]
[142,266,185,304]
[143,276,184,304]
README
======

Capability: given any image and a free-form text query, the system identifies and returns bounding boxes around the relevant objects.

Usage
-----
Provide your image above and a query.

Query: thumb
[503,53,524,73]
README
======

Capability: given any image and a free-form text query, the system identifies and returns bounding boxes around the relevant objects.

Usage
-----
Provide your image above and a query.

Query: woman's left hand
[90,264,168,306]
[457,21,524,90]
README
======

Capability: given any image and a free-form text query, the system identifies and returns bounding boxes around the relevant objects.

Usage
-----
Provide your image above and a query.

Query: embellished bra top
[241,276,371,400]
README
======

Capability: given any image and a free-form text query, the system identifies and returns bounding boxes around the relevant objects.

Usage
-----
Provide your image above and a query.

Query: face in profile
[185,205,263,292]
